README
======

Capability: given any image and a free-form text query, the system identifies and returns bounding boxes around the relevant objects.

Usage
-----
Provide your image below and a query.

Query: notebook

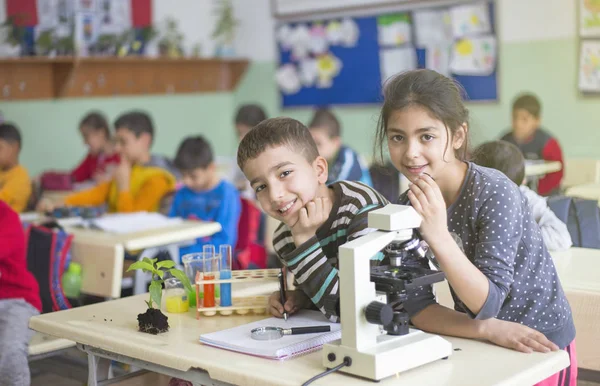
[83,212,183,234]
[199,310,341,360]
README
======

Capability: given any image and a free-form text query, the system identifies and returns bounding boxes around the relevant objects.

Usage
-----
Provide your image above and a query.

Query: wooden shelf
[0,57,249,100]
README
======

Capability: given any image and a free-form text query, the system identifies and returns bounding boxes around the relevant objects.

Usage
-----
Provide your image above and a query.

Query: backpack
[547,196,600,249]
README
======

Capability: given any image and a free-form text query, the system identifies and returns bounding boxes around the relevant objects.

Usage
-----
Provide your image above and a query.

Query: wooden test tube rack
[195,269,280,318]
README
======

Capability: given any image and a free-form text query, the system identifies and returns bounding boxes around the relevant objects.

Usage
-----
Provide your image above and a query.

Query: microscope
[322,204,452,381]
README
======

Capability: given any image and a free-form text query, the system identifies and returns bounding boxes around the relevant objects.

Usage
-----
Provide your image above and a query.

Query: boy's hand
[114,159,131,192]
[290,197,332,246]
[481,318,559,353]
[268,290,311,318]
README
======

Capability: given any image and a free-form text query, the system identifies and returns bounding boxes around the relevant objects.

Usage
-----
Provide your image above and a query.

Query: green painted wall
[2,37,598,176]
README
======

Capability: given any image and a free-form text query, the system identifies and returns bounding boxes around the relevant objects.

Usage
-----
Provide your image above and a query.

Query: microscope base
[322,329,452,381]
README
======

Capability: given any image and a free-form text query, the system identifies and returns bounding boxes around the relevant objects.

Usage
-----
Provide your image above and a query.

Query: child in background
[374,69,575,384]
[0,123,31,212]
[38,111,176,213]
[501,93,564,196]
[472,140,572,251]
[71,112,120,184]
[237,117,388,322]
[308,108,372,186]
[0,201,41,386]
[169,136,241,260]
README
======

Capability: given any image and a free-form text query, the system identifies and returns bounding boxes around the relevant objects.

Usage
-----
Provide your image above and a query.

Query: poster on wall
[580,0,600,37]
[579,40,600,92]
[449,35,496,76]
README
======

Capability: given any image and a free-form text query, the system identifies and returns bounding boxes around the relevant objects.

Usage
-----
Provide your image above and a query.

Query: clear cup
[182,252,203,307]
[164,277,189,313]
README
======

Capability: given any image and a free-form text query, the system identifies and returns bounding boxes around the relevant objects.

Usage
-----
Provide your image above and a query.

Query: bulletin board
[577,0,600,94]
[275,1,498,108]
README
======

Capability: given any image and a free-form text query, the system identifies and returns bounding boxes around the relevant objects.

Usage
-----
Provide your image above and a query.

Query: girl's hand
[481,318,559,353]
[407,174,449,245]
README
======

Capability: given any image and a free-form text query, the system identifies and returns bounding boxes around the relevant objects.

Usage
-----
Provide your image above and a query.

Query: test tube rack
[195,268,280,318]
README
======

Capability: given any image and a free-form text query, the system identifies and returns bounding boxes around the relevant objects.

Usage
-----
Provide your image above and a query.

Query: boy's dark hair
[235,104,267,127]
[512,93,541,118]
[114,111,154,143]
[308,108,341,138]
[79,111,110,137]
[472,140,525,185]
[0,123,22,148]
[237,117,319,170]
[174,136,214,171]
[374,69,470,164]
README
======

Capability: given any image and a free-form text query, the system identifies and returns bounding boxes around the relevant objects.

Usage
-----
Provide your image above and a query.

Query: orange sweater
[65,165,176,212]
[0,164,32,213]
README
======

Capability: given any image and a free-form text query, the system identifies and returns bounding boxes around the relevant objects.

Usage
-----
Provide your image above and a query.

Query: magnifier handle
[287,326,331,335]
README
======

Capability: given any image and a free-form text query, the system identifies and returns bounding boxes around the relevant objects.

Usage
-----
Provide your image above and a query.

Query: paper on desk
[199,310,341,360]
[89,212,183,234]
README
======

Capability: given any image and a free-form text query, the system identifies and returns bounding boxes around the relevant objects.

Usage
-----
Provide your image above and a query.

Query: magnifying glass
[250,326,331,341]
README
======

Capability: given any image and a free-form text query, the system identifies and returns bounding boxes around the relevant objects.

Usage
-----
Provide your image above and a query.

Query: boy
[234,104,267,141]
[39,111,176,213]
[501,93,564,196]
[237,117,388,322]
[472,140,572,251]
[0,201,41,386]
[169,136,241,259]
[0,123,31,213]
[308,108,372,187]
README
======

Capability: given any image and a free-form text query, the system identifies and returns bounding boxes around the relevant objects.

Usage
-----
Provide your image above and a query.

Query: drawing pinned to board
[276,64,301,95]
[377,14,411,47]
[339,18,359,47]
[380,47,417,84]
[326,21,343,45]
[426,45,451,77]
[277,24,293,50]
[413,9,452,47]
[579,41,600,92]
[299,58,318,87]
[309,24,329,55]
[316,53,342,88]
[450,35,496,76]
[289,24,311,60]
[580,0,600,37]
[450,3,491,39]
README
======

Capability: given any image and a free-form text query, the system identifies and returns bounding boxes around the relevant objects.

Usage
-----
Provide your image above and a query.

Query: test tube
[219,245,232,307]
[202,245,216,308]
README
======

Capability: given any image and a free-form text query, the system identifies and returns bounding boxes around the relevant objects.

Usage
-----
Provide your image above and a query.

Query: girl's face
[80,126,107,154]
[386,105,466,184]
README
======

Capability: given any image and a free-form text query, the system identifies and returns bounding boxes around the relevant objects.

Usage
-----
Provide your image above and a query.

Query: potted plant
[127,257,193,335]
[212,0,238,57]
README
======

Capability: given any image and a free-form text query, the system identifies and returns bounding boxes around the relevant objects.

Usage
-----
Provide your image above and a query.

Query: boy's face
[114,127,151,163]
[512,109,540,141]
[80,126,106,154]
[0,139,18,169]
[309,127,341,162]
[235,124,252,141]
[181,165,216,192]
[242,145,328,226]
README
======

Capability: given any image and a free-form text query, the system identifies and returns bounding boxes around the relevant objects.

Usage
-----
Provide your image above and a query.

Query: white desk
[551,247,600,371]
[565,183,600,202]
[525,161,562,177]
[30,289,568,386]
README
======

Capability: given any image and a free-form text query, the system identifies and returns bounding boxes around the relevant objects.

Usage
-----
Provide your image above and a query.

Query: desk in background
[565,183,600,202]
[30,286,568,386]
[525,161,562,177]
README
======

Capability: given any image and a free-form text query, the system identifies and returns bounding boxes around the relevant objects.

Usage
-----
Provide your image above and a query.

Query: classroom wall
[1,0,598,176]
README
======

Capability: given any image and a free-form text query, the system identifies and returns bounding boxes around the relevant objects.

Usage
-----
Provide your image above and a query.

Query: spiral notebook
[199,310,341,360]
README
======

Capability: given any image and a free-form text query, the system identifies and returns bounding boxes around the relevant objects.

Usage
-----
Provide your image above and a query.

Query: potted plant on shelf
[212,0,238,57]
[127,257,193,335]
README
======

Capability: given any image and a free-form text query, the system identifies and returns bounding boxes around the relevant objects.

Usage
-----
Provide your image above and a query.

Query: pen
[278,268,288,321]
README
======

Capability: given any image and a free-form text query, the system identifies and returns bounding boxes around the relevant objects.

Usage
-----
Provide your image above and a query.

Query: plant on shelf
[127,257,193,335]
[158,17,184,58]
[212,0,238,57]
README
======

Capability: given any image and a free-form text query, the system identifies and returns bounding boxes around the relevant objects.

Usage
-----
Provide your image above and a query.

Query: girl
[71,112,120,183]
[374,69,576,386]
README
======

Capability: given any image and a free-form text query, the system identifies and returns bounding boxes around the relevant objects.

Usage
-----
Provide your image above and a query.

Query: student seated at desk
[500,93,564,196]
[237,117,388,322]
[375,70,575,385]
[38,111,176,213]
[0,123,31,213]
[71,111,120,184]
[308,108,372,187]
[169,136,241,260]
[0,201,41,386]
[472,140,572,251]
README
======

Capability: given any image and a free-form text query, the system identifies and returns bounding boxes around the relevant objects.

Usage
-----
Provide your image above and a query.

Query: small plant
[127,257,193,334]
[212,0,238,56]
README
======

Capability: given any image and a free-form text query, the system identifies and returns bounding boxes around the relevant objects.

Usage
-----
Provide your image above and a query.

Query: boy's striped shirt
[273,180,388,322]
